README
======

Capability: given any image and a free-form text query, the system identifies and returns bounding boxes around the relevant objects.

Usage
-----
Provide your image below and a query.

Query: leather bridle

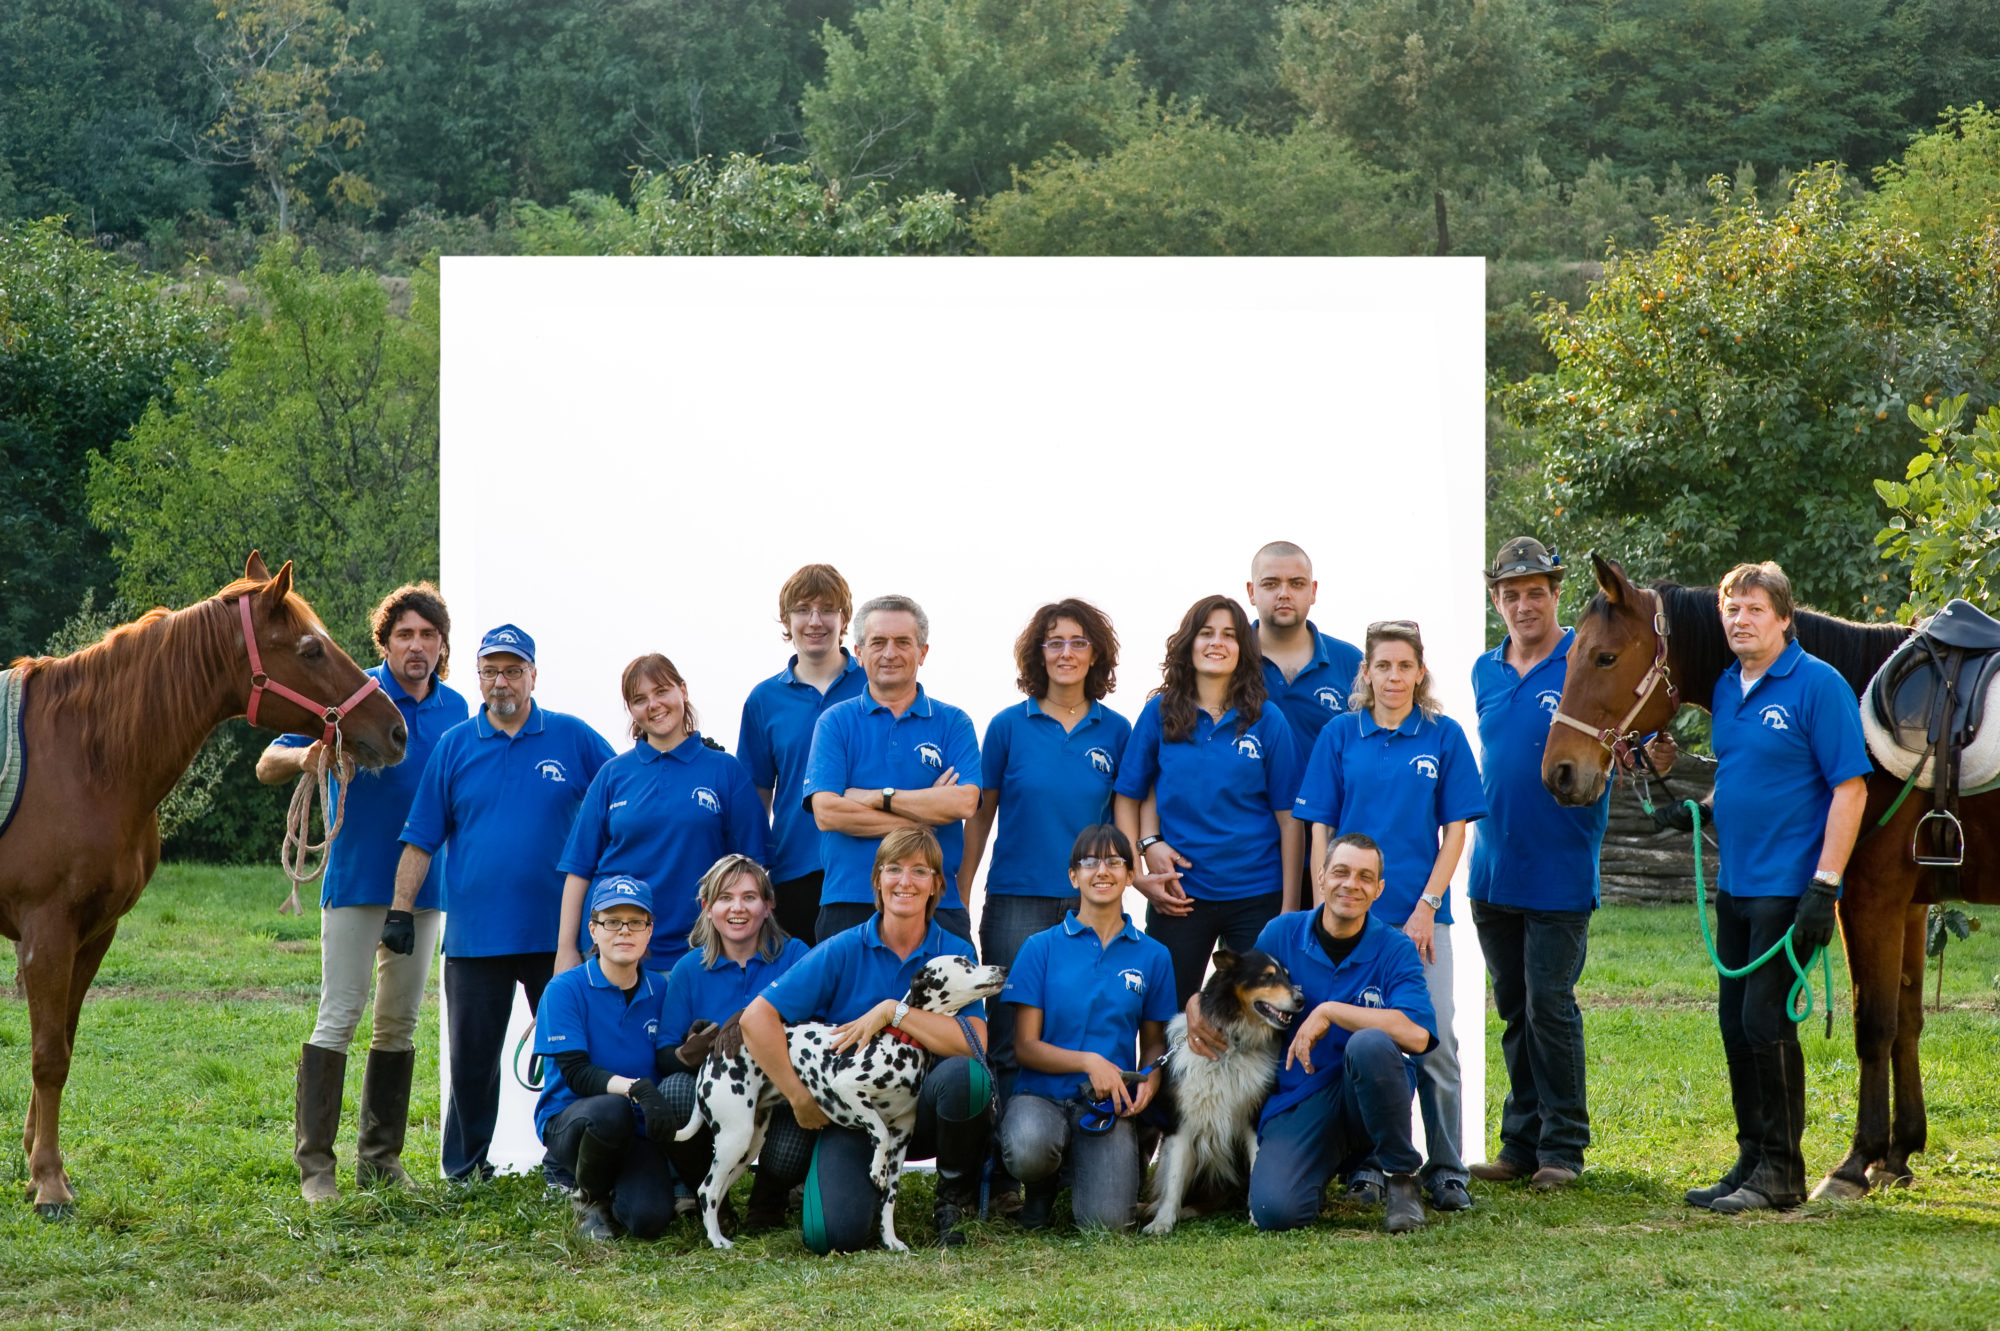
[1550,587,1680,769]
[237,593,382,747]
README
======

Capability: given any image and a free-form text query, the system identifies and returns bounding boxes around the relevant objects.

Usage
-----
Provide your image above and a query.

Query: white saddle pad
[1861,656,2000,790]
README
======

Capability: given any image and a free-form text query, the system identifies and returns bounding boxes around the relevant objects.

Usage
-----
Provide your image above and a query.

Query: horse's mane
[10,577,311,784]
[1651,581,1911,706]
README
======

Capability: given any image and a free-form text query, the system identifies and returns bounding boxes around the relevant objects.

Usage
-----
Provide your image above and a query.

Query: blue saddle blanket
[0,668,24,839]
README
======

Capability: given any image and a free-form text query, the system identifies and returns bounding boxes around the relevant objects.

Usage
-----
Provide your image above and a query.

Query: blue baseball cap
[477,623,535,661]
[587,874,653,918]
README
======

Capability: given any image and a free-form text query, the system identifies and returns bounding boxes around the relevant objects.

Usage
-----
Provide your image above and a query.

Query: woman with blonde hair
[1293,619,1487,1215]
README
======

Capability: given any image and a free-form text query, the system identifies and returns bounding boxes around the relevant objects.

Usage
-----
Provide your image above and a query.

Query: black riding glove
[1653,800,1714,835]
[1792,881,1840,956]
[676,1019,721,1068]
[629,1078,676,1143]
[379,909,416,956]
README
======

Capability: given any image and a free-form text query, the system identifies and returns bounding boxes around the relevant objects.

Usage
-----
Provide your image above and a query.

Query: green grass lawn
[3,865,1998,1329]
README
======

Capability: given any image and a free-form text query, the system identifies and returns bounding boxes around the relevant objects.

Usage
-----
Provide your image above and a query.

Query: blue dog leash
[1076,1062,1159,1134]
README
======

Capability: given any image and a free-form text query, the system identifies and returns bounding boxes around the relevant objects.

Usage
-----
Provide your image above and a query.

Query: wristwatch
[891,1000,910,1029]
[1812,870,1843,890]
[1137,835,1164,853]
[881,786,895,813]
[1419,892,1445,911]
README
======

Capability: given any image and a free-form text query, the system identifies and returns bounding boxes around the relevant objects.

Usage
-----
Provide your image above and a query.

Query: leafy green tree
[972,110,1407,254]
[0,219,227,662]
[1110,0,1294,132]
[1500,167,2000,618]
[1278,0,1558,254]
[88,239,438,653]
[1874,392,2000,615]
[1871,105,2000,249]
[802,0,1139,198]
[185,0,381,233]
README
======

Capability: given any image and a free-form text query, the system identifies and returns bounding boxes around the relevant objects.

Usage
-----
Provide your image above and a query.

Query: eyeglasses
[477,665,530,682]
[1073,855,1127,870]
[1077,1062,1157,1133]
[1042,637,1092,655]
[590,917,653,935]
[789,604,840,623]
[882,865,937,882]
[1366,619,1420,635]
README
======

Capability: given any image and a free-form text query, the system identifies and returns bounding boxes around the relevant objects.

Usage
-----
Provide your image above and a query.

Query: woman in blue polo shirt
[999,825,1174,1231]
[1113,594,1305,1009]
[556,653,769,974]
[739,827,995,1253]
[653,854,812,1232]
[535,876,679,1241]
[1293,619,1486,1212]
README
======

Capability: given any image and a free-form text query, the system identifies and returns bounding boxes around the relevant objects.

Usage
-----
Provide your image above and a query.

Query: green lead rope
[1680,799,1835,1032]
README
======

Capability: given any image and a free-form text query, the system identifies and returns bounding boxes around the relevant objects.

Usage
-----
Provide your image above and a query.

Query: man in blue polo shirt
[802,594,982,944]
[1249,540,1364,745]
[258,582,468,1203]
[1662,562,1870,1213]
[387,623,617,1182]
[1192,833,1437,1234]
[739,563,867,944]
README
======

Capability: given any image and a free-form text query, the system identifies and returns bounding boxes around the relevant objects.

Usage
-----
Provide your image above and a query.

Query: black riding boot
[1716,1042,1807,1212]
[355,1049,417,1189]
[571,1126,623,1240]
[1686,1043,1759,1209]
[746,1163,790,1229]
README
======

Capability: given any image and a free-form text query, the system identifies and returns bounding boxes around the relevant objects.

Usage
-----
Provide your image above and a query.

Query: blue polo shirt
[738,652,868,882]
[1001,912,1176,1101]
[1258,621,1365,747]
[274,665,468,911]
[761,915,985,1025]
[533,958,668,1139]
[1294,709,1487,926]
[1469,630,1608,913]
[979,700,1133,898]
[1254,909,1436,1128]
[399,702,615,957]
[558,733,770,970]
[1113,698,1303,902]
[658,937,811,1048]
[800,686,981,909]
[1712,639,1872,899]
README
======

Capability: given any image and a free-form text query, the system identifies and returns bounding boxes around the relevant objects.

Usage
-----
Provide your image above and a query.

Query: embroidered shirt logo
[1315,686,1346,713]
[1359,986,1385,1009]
[1120,969,1146,995]
[536,759,568,783]
[916,742,945,769]
[1536,689,1562,716]
[1235,734,1263,760]
[1086,746,1116,777]
[644,1019,659,1038]
[1760,705,1792,731]
[692,787,721,814]
[1410,754,1440,779]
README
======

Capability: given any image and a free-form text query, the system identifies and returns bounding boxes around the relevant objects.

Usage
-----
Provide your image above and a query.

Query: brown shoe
[1529,1165,1579,1191]
[1468,1158,1530,1183]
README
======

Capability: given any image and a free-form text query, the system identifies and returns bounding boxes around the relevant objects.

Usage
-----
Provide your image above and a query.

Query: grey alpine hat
[1484,537,1564,585]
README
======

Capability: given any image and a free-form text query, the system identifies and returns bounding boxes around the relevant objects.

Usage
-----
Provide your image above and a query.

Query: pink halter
[238,593,383,747]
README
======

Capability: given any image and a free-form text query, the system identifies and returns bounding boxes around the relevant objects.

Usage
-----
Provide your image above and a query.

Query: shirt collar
[778,650,858,686]
[862,684,934,718]
[636,731,705,763]
[861,913,948,956]
[1256,620,1337,672]
[583,955,659,998]
[1022,697,1104,726]
[1722,637,1804,685]
[1297,906,1383,964]
[1061,909,1144,944]
[1487,627,1574,681]
[1356,707,1427,738]
[473,699,544,739]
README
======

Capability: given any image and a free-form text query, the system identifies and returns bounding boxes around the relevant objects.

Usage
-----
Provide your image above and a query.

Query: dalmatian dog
[676,954,1007,1251]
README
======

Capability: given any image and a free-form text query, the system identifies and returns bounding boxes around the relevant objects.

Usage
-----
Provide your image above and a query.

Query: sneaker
[1344,1178,1386,1206]
[1428,1178,1474,1212]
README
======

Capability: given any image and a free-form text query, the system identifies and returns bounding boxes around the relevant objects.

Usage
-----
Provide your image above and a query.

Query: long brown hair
[1012,598,1118,701]
[1154,594,1265,742]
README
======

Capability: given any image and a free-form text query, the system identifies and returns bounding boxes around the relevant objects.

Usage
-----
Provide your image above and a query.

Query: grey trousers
[1352,921,1466,1189]
[999,1093,1144,1230]
[308,904,442,1054]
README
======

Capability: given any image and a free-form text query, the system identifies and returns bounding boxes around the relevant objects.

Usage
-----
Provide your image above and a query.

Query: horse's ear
[261,560,295,607]
[1591,552,1627,606]
[244,550,270,582]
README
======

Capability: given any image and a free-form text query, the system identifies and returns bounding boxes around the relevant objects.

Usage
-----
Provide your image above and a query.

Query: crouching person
[1000,825,1173,1230]
[534,877,679,1240]
[739,827,994,1251]
[1203,833,1437,1234]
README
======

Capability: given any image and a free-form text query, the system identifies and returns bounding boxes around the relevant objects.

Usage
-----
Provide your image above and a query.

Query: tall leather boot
[1686,1043,1758,1209]
[1715,1042,1808,1213]
[570,1127,622,1241]
[294,1043,347,1204]
[746,1164,790,1230]
[355,1049,417,1190]
[931,1059,993,1247]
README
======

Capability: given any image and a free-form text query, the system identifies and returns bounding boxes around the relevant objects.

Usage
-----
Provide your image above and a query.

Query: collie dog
[1142,948,1301,1234]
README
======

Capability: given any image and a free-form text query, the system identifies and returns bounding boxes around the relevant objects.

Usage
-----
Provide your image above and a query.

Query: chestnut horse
[0,554,406,1217]
[1542,553,1999,1200]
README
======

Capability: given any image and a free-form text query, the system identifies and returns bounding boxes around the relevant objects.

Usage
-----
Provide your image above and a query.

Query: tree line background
[2,0,1997,860]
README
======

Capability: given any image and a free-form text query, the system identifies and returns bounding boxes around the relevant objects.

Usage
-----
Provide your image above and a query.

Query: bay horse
[0,553,406,1217]
[1542,553,1998,1200]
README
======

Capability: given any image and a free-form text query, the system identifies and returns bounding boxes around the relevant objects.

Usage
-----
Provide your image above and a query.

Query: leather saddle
[1867,599,2000,874]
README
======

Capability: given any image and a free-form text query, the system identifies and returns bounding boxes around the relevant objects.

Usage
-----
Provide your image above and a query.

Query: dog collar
[884,1024,925,1049]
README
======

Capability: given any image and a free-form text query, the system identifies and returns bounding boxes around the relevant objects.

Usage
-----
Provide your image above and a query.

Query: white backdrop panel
[439,256,1487,1178]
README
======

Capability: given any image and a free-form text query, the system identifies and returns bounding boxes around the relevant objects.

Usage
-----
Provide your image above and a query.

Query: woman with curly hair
[1113,594,1305,1007]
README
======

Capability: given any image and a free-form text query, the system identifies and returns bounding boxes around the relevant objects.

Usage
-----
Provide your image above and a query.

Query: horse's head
[1542,553,1679,806]
[233,552,408,769]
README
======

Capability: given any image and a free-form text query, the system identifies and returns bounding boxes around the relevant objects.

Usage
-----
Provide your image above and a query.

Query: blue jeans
[1146,893,1285,1010]
[979,894,1077,1095]
[1472,900,1592,1172]
[1248,1029,1422,1231]
[999,1093,1144,1230]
